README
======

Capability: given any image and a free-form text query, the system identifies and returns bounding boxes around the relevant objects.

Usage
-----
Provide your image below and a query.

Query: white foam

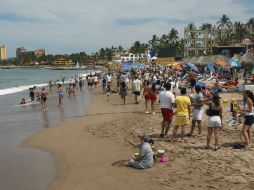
[0,83,48,96]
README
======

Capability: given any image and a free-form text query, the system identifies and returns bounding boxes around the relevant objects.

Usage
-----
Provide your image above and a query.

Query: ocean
[0,68,94,190]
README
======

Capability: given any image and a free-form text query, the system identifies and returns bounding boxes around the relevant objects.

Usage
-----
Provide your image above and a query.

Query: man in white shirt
[132,76,142,104]
[159,83,175,137]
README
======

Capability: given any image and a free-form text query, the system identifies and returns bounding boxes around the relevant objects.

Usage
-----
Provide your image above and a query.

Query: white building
[112,51,147,63]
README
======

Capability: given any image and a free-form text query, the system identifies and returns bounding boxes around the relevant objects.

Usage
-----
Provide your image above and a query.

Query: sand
[23,83,254,190]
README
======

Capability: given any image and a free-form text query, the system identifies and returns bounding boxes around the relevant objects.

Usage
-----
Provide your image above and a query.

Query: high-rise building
[16,47,27,60]
[16,47,46,60]
[0,44,7,61]
[34,49,46,57]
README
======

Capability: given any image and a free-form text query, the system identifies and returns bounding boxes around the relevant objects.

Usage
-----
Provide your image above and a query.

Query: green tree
[148,34,159,51]
[168,28,179,46]
[233,21,249,43]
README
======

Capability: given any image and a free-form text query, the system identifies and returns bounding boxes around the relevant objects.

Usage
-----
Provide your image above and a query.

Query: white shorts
[192,109,203,121]
[208,116,221,128]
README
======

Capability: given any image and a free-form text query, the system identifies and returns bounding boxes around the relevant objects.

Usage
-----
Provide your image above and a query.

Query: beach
[0,69,92,190]
[23,82,254,190]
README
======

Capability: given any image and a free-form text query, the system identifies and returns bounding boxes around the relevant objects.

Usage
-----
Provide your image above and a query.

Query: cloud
[0,0,253,57]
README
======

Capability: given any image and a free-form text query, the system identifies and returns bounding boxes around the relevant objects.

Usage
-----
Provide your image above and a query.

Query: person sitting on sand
[127,135,154,169]
[211,80,222,94]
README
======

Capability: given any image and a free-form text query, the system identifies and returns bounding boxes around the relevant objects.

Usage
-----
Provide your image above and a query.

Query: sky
[0,0,253,58]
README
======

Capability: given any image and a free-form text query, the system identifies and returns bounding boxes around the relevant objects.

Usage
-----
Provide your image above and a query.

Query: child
[106,83,111,101]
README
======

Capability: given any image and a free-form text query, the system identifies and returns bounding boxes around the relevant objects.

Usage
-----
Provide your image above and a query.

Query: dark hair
[180,88,187,95]
[58,84,62,87]
[151,83,156,91]
[201,86,206,90]
[212,94,221,107]
[148,139,154,145]
[121,82,126,88]
[195,85,201,92]
[245,90,254,104]
[165,82,171,90]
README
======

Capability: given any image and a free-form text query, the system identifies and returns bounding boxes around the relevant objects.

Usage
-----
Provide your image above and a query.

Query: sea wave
[0,83,48,96]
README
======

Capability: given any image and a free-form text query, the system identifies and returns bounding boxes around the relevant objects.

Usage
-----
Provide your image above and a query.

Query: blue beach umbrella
[186,63,199,73]
[227,59,241,67]
[206,62,215,73]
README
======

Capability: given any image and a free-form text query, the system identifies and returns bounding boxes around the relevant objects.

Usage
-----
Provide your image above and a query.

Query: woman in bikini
[40,87,48,110]
[57,84,64,107]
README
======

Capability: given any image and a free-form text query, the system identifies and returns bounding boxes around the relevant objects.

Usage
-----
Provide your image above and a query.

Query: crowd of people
[103,65,254,170]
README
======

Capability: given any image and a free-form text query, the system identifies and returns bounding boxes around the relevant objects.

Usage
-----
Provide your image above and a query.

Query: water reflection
[42,111,50,128]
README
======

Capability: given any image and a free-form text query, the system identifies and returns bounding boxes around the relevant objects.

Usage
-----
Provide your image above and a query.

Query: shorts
[42,97,47,102]
[244,115,254,126]
[144,94,157,101]
[192,109,204,121]
[133,91,140,96]
[161,108,174,122]
[149,94,157,101]
[59,93,64,98]
[144,94,150,100]
[208,116,221,128]
[175,116,189,126]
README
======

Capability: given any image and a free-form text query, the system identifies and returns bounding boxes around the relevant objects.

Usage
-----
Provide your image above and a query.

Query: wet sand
[0,85,90,190]
[23,84,254,190]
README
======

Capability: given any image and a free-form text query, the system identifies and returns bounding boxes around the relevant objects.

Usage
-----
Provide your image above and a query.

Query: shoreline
[22,85,254,190]
[0,65,107,71]
[22,86,164,190]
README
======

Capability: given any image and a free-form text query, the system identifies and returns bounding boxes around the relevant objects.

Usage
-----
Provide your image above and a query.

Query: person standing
[172,88,191,143]
[93,75,98,88]
[57,84,64,108]
[119,82,127,104]
[205,94,222,150]
[40,87,48,111]
[189,85,204,136]
[159,83,175,138]
[132,76,142,104]
[241,90,254,149]
[49,80,53,92]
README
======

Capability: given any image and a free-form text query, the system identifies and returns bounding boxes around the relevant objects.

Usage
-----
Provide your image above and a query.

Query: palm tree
[217,14,232,30]
[233,21,249,43]
[148,34,159,51]
[117,45,123,53]
[216,15,233,45]
[159,34,169,48]
[168,28,179,46]
[246,17,254,40]
[200,23,212,32]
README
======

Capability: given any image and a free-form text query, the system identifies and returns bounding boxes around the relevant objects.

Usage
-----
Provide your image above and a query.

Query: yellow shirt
[175,95,191,116]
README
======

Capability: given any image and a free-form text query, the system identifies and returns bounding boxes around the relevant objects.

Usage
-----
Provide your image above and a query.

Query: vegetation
[11,15,254,65]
